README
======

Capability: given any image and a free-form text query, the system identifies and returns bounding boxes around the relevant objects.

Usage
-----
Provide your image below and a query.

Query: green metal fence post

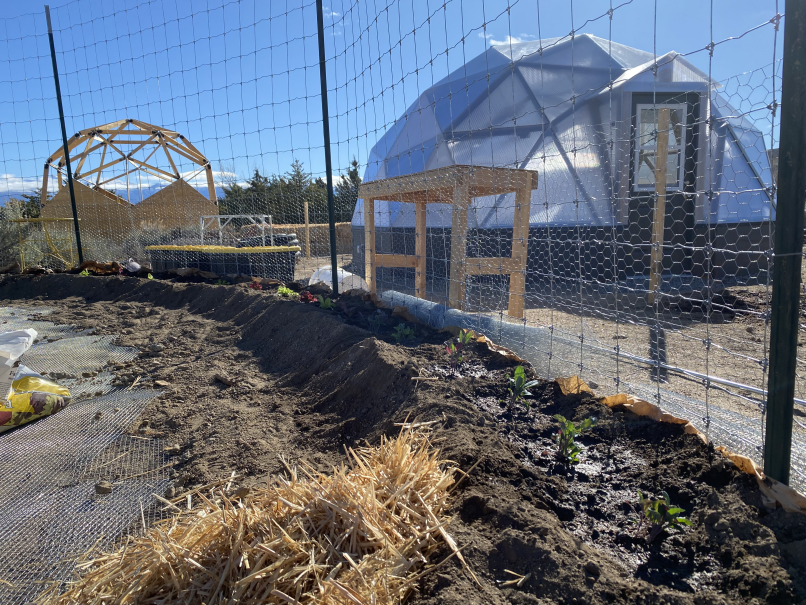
[44,5,83,265]
[764,0,806,484]
[315,0,339,295]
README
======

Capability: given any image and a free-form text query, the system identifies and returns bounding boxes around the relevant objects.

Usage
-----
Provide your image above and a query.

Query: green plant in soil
[147,273,154,280]
[367,311,385,333]
[392,323,414,344]
[79,269,90,276]
[216,279,229,286]
[554,414,597,464]
[278,285,297,298]
[507,365,539,410]
[445,329,473,372]
[636,491,691,543]
[317,295,335,310]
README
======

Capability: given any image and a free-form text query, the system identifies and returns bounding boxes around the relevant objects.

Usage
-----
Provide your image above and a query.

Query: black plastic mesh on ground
[0,310,168,604]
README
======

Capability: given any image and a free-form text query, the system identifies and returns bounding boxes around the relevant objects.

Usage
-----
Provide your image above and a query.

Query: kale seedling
[392,323,414,344]
[248,281,263,290]
[299,290,317,303]
[79,269,90,276]
[507,365,539,410]
[636,491,691,543]
[147,273,154,280]
[317,295,335,310]
[216,279,229,286]
[277,285,297,298]
[554,414,597,464]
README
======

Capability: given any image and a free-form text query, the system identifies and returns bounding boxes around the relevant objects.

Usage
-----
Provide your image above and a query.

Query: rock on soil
[1,273,805,605]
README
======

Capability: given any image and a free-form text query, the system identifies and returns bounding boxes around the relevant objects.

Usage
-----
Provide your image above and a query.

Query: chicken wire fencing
[0,0,800,491]
[0,308,169,604]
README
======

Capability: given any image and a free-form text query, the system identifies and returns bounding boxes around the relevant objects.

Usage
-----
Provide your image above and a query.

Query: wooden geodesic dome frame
[41,118,216,205]
[39,118,219,244]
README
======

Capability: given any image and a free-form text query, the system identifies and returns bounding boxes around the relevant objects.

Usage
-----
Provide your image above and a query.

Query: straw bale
[39,429,467,605]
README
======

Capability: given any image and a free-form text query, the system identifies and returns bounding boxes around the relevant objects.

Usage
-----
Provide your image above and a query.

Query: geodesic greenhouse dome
[350,33,778,300]
[352,34,775,232]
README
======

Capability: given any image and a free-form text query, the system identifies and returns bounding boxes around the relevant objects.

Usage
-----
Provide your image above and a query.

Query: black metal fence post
[315,0,339,295]
[765,0,806,484]
[44,5,83,265]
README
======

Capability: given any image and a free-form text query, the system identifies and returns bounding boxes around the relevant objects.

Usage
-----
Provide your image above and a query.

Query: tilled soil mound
[2,273,805,605]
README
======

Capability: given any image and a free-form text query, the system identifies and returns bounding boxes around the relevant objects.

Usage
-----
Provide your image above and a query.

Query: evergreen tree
[334,158,362,222]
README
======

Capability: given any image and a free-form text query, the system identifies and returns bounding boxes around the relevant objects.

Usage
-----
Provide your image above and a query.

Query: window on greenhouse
[633,104,687,191]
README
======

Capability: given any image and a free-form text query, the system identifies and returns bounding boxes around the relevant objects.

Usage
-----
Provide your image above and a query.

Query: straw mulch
[40,428,474,604]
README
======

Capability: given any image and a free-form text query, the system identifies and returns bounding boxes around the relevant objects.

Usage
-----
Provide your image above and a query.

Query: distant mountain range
[1,185,225,206]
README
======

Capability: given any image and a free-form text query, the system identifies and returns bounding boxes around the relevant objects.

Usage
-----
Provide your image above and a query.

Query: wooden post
[448,178,469,309]
[40,164,49,209]
[415,202,427,298]
[648,107,670,305]
[304,201,311,258]
[58,169,63,191]
[364,198,376,293]
[206,164,217,204]
[508,172,532,318]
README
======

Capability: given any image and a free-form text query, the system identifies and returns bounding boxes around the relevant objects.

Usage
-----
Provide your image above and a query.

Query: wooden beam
[77,156,126,179]
[358,165,538,201]
[448,178,469,310]
[159,136,180,178]
[364,198,376,293]
[508,172,533,318]
[49,134,90,162]
[164,140,207,165]
[132,162,175,183]
[375,253,417,268]
[464,257,521,275]
[96,171,130,187]
[648,108,670,305]
[79,119,126,135]
[96,143,108,187]
[123,134,159,159]
[72,136,95,177]
[415,202,426,298]
[304,200,311,258]
[206,165,217,204]
[126,156,177,181]
[129,119,179,136]
[177,135,206,162]
[40,164,49,207]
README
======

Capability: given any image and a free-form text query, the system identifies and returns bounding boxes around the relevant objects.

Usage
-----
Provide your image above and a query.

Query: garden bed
[1,272,804,604]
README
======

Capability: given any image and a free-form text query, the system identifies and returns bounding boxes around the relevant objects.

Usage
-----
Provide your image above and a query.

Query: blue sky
[0,0,784,204]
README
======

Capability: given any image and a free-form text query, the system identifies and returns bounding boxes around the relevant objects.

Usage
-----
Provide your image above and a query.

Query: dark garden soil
[1,272,805,605]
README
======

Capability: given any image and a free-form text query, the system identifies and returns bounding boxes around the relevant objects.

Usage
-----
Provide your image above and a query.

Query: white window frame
[633,103,687,192]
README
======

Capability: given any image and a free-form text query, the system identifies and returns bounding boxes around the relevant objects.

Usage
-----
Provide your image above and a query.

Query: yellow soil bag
[1,373,71,433]
[0,329,71,433]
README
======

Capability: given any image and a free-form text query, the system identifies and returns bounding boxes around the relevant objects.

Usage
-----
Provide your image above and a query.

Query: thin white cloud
[0,173,43,193]
[478,31,535,46]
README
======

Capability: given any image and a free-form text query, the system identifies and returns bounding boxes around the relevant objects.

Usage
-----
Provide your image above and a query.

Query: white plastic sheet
[309,267,369,292]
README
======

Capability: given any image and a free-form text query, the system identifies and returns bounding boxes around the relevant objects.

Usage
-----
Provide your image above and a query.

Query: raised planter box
[146,245,300,282]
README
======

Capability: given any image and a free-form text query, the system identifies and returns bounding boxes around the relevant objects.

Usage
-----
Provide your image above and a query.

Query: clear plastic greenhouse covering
[351,34,775,229]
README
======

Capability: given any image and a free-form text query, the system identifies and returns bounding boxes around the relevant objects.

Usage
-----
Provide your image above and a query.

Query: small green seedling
[79,269,90,276]
[508,365,539,410]
[392,323,414,344]
[277,285,296,297]
[216,279,229,286]
[147,273,154,280]
[445,329,474,372]
[317,295,335,310]
[554,414,597,464]
[636,491,691,543]
[367,311,385,333]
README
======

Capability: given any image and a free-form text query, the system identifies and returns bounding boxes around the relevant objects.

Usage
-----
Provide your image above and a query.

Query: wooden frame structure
[359,165,538,318]
[41,118,216,207]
